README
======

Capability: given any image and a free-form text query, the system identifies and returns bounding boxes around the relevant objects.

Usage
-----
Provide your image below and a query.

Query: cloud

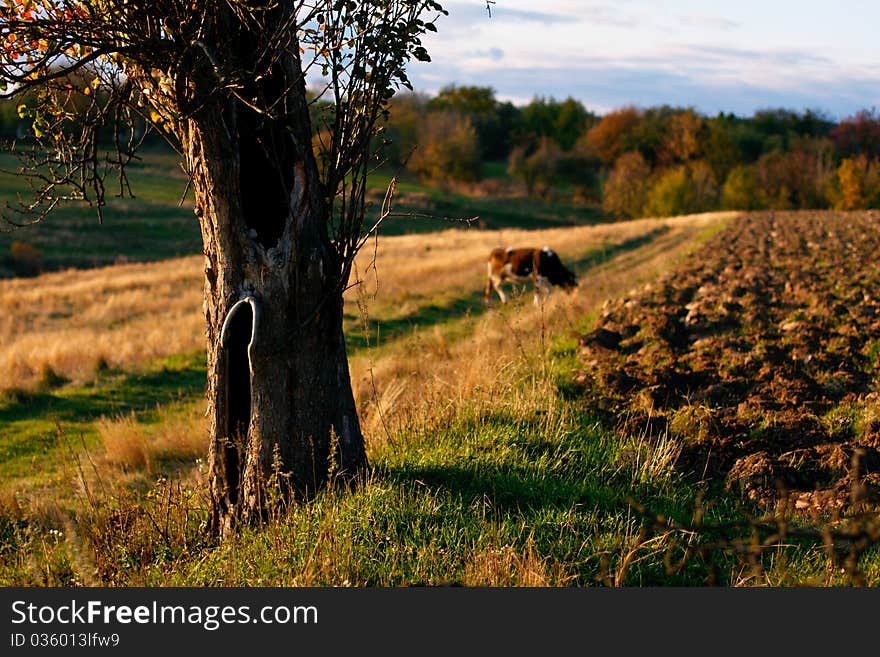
[679,14,740,31]
[466,47,505,62]
[441,1,582,26]
[405,4,880,119]
[677,44,834,70]
[407,52,880,119]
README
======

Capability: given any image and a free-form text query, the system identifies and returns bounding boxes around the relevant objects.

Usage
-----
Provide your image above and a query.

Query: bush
[381,91,427,167]
[643,162,718,217]
[721,165,762,210]
[9,241,43,277]
[833,155,880,210]
[507,138,562,198]
[754,140,834,210]
[601,151,651,219]
[585,107,642,166]
[407,110,482,184]
[688,160,720,211]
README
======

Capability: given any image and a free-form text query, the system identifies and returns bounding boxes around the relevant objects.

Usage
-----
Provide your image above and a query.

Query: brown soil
[575,211,880,510]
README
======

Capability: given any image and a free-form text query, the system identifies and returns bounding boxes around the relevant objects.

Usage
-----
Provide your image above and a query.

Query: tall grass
[0,213,730,394]
[0,256,203,390]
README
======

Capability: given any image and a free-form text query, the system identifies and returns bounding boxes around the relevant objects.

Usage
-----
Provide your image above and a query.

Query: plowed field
[576,211,880,512]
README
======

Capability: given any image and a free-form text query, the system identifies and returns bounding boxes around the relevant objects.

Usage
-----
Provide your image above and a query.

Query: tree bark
[180,48,368,537]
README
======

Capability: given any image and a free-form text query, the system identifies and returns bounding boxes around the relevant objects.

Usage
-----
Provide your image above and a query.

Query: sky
[405,0,880,119]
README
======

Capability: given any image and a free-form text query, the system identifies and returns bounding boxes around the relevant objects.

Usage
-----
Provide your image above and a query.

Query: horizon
[406,0,880,122]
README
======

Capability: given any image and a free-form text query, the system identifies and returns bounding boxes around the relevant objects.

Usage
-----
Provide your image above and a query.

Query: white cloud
[408,1,880,118]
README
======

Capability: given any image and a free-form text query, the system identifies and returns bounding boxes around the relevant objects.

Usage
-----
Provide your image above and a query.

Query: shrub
[585,107,642,166]
[833,155,880,210]
[407,110,482,184]
[644,167,689,217]
[9,241,43,277]
[688,160,720,211]
[754,140,834,210]
[507,138,564,198]
[643,162,718,217]
[381,91,427,167]
[663,110,705,164]
[601,151,651,218]
[721,165,762,210]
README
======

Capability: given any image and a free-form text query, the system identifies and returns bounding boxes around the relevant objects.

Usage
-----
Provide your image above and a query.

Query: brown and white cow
[484,246,578,306]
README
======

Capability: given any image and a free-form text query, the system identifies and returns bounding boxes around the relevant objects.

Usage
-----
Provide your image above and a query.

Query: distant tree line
[372,85,880,216]
[6,82,880,216]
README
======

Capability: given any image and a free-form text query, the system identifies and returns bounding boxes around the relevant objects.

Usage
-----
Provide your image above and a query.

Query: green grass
[74,390,747,587]
[368,170,606,235]
[0,148,202,277]
[1,148,876,586]
[0,352,204,487]
[1,147,608,278]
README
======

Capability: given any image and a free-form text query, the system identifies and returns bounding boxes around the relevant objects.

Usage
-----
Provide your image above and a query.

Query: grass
[1,146,607,278]
[2,208,823,587]
[0,351,204,487]
[0,148,201,277]
[367,169,607,235]
[1,153,876,587]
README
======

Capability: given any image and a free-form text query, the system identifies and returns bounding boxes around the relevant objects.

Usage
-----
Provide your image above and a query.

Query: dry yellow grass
[350,212,736,445]
[0,212,734,408]
[0,256,203,390]
[97,412,152,470]
[463,538,573,586]
[97,405,207,472]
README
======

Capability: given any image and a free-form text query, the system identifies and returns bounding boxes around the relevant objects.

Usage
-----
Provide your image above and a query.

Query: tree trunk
[182,72,368,537]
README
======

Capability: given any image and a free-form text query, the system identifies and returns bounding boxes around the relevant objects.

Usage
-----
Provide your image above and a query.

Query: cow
[484,246,578,306]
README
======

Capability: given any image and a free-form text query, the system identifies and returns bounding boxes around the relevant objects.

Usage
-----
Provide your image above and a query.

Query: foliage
[751,108,835,152]
[519,96,596,151]
[379,91,428,168]
[704,117,744,183]
[663,110,705,165]
[507,138,563,198]
[0,0,447,252]
[643,162,718,217]
[7,240,42,276]
[407,110,481,184]
[721,165,761,211]
[831,110,880,160]
[585,107,642,166]
[506,136,602,201]
[601,151,650,219]
[377,92,880,215]
[427,84,518,160]
[833,155,880,210]
[753,139,834,210]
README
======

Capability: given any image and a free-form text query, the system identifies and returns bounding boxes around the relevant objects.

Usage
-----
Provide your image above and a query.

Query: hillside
[1,211,759,586]
[0,148,606,279]
[2,209,879,586]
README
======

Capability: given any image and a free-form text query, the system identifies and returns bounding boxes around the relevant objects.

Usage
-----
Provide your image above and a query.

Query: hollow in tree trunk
[182,72,368,538]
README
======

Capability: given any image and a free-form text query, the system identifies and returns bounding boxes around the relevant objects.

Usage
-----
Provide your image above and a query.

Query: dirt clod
[576,211,880,509]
